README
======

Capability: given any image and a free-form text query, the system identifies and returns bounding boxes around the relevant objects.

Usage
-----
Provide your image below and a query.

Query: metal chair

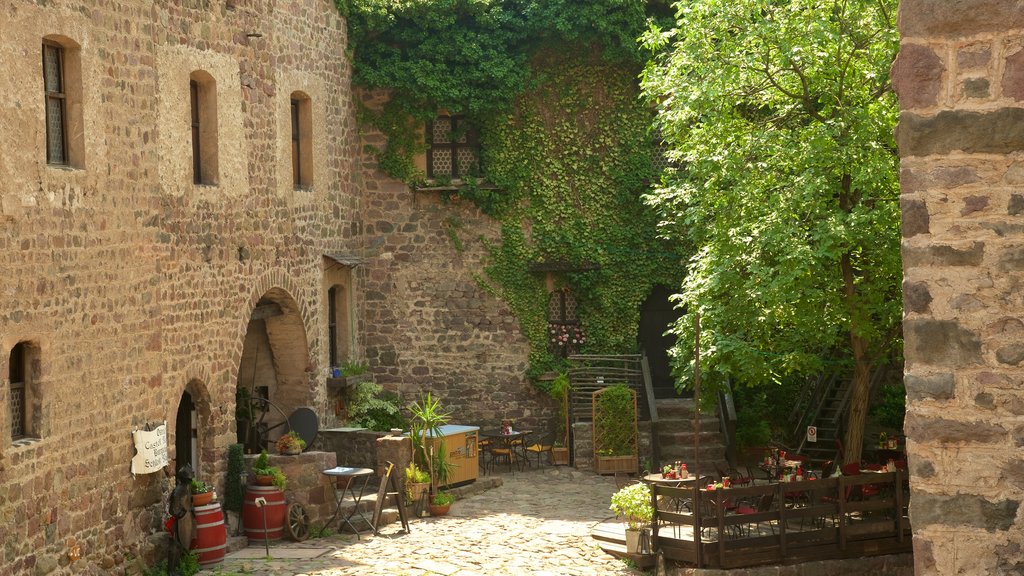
[524,431,554,467]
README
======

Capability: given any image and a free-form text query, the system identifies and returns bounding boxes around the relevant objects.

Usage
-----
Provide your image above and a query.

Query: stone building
[0,0,549,570]
[894,1,1024,573]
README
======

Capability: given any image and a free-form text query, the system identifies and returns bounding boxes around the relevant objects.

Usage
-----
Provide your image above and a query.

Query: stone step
[656,428,723,443]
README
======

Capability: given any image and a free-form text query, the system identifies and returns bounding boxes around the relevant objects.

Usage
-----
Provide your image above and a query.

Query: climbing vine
[341,1,685,386]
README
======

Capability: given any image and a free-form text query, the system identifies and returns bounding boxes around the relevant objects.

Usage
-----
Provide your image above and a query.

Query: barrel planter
[243,485,286,544]
[191,502,227,568]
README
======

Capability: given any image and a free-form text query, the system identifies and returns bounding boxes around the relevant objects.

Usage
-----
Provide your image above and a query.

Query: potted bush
[404,462,431,505]
[428,491,454,517]
[252,450,287,490]
[548,373,571,465]
[276,430,306,455]
[609,482,653,554]
[190,479,214,507]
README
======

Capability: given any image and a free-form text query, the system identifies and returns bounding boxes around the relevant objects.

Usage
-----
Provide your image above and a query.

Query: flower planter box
[551,447,570,466]
[326,373,373,392]
[594,454,637,475]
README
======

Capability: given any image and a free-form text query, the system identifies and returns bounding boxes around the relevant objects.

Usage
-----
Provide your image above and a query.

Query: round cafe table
[643,473,707,514]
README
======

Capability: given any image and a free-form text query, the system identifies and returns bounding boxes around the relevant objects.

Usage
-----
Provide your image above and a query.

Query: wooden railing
[650,471,911,569]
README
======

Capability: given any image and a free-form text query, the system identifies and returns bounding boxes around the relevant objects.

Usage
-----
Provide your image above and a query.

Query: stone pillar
[894,2,1024,572]
[376,434,413,485]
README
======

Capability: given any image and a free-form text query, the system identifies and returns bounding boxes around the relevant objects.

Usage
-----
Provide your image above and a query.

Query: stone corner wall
[894,2,1024,573]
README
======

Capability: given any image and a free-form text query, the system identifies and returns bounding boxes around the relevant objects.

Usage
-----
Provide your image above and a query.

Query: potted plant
[428,491,454,516]
[548,373,571,465]
[276,430,306,455]
[190,479,214,507]
[251,450,287,490]
[409,393,453,496]
[609,482,653,554]
[404,462,430,505]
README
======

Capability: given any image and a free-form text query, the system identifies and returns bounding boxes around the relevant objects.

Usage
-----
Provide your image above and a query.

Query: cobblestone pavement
[200,467,641,576]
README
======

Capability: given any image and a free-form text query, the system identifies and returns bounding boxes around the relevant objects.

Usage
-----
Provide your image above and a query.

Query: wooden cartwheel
[285,502,310,542]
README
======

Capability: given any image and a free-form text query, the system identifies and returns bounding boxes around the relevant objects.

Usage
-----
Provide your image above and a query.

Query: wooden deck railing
[650,471,911,569]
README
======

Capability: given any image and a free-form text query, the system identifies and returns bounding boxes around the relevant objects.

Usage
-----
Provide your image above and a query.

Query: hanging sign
[806,425,818,443]
[131,422,168,475]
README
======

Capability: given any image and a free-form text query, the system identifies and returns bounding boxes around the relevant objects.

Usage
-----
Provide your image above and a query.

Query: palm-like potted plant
[610,482,653,554]
[276,430,306,455]
[409,393,453,496]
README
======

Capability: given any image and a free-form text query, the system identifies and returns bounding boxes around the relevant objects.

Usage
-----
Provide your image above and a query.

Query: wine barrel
[191,502,227,568]
[243,485,286,543]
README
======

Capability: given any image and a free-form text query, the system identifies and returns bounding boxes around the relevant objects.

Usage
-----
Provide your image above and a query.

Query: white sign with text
[131,423,168,475]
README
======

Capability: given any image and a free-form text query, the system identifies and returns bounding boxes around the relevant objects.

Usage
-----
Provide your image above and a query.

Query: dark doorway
[638,285,690,399]
[175,390,197,473]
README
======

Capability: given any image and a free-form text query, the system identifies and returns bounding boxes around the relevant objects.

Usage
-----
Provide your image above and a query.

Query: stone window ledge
[12,437,42,449]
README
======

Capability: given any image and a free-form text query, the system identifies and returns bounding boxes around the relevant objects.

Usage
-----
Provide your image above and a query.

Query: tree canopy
[641,0,901,461]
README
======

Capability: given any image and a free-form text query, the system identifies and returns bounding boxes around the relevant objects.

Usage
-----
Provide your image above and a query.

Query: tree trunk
[843,330,871,466]
[837,175,872,466]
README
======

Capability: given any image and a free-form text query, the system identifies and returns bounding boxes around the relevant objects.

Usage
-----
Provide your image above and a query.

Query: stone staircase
[653,398,729,476]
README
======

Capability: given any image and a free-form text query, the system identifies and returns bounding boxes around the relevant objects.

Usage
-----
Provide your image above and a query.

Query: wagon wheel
[286,502,310,542]
[249,396,291,451]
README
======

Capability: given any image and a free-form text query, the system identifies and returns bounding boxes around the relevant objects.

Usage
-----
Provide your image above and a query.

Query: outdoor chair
[735,491,776,537]
[524,431,554,467]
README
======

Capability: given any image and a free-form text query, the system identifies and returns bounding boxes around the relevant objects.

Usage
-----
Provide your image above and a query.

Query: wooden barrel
[191,502,227,567]
[243,485,286,543]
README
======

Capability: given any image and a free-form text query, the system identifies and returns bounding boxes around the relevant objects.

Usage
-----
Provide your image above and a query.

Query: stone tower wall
[0,0,357,572]
[355,90,547,431]
[894,2,1024,573]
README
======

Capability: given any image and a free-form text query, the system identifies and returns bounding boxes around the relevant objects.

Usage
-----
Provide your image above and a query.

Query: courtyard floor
[198,466,642,576]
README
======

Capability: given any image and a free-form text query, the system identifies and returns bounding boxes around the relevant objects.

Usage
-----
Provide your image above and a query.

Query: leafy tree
[641,0,901,464]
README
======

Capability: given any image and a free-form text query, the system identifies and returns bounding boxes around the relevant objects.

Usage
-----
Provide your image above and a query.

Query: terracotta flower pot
[254,474,274,486]
[192,492,214,507]
[428,503,451,517]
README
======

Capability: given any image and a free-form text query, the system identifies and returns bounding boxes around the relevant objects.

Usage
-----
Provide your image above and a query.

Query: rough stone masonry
[893,1,1024,573]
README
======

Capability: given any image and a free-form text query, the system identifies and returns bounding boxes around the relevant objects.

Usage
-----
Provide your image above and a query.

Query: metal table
[322,466,375,538]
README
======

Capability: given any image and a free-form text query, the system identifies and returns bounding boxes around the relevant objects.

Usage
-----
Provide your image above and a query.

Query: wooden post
[693,312,702,568]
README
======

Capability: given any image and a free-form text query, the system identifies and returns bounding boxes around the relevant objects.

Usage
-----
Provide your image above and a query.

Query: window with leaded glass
[9,343,27,440]
[547,288,583,357]
[427,115,480,179]
[43,41,68,165]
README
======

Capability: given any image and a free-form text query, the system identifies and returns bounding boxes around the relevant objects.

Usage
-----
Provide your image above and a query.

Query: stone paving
[199,467,641,576]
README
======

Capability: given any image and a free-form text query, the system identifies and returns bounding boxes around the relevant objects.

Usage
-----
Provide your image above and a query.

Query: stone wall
[357,90,554,434]
[893,3,1024,573]
[0,0,357,573]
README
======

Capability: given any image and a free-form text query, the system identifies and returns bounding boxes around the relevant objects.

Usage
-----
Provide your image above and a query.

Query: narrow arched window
[42,36,84,168]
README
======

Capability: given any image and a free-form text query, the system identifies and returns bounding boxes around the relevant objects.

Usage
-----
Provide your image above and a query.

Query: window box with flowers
[548,322,585,357]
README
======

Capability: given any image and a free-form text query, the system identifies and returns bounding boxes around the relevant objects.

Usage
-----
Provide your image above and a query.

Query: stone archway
[236,288,311,452]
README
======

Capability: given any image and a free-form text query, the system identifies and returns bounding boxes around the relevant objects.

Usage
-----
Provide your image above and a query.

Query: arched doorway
[638,285,689,399]
[236,289,311,452]
[175,390,198,473]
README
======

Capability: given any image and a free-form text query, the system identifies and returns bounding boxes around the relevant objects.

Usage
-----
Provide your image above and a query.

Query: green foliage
[432,491,455,506]
[404,462,430,484]
[594,384,637,456]
[408,393,452,489]
[142,551,199,576]
[640,0,902,394]
[871,383,906,430]
[337,360,370,376]
[225,443,246,513]
[347,381,406,431]
[547,373,571,445]
[252,449,287,490]
[609,481,653,530]
[189,479,211,494]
